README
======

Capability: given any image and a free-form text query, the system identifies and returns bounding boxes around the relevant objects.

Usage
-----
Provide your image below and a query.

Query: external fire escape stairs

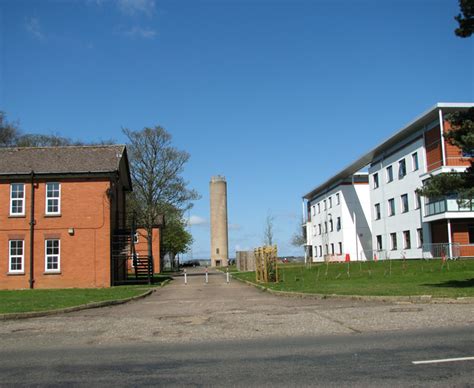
[111,226,153,286]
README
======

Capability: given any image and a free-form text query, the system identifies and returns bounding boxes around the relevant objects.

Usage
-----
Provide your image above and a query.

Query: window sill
[44,271,61,275]
[7,272,25,276]
[44,214,61,218]
[8,215,26,218]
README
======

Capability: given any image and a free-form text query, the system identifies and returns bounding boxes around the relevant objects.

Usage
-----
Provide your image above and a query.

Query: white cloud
[229,223,241,231]
[117,0,156,16]
[87,0,107,5]
[188,215,208,226]
[24,17,45,40]
[123,26,157,39]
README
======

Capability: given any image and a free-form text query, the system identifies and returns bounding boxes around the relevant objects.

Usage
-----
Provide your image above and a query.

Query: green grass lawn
[233,259,474,298]
[0,286,156,315]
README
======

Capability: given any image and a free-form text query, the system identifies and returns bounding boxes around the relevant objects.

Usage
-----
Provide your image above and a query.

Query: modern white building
[303,102,474,261]
[368,118,432,259]
[303,173,372,262]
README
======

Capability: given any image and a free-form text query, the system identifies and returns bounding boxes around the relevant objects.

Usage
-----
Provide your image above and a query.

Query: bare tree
[0,112,20,147]
[123,126,199,269]
[1,111,115,147]
[291,218,306,248]
[263,212,275,246]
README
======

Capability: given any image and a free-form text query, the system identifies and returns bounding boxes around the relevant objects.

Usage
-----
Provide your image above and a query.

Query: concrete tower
[210,175,229,267]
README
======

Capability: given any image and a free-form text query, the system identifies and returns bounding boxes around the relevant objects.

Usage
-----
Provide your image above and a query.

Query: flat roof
[303,102,473,201]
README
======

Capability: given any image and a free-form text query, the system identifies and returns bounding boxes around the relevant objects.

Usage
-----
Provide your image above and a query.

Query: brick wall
[135,227,161,274]
[0,178,113,289]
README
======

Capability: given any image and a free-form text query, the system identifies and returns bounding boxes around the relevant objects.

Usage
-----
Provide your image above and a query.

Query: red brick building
[0,145,160,289]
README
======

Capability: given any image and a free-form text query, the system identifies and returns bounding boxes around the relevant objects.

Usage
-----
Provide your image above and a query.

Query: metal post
[29,171,36,289]
[354,210,359,261]
[205,267,209,284]
[439,109,447,166]
[447,219,453,259]
[226,268,230,284]
[184,269,187,285]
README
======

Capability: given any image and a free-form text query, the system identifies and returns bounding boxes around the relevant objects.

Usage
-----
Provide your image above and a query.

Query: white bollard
[184,269,187,285]
[205,267,209,284]
[226,268,230,284]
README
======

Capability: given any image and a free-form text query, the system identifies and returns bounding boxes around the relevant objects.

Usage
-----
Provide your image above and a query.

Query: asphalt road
[1,326,473,387]
[1,268,473,386]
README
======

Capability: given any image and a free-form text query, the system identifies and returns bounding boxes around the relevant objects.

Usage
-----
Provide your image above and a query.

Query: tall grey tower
[210,175,229,267]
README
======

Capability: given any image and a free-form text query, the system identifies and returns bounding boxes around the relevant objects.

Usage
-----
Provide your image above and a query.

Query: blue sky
[1,0,473,259]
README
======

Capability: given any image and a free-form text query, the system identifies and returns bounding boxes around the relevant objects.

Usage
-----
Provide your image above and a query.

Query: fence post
[226,268,230,284]
[205,266,209,284]
[184,269,187,285]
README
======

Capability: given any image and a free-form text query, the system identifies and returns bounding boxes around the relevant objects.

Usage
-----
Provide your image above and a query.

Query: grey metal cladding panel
[0,145,126,175]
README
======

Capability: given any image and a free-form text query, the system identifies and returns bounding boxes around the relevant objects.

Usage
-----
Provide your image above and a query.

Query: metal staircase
[112,228,153,285]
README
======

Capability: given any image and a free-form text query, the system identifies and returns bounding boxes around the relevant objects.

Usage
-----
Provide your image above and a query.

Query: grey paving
[0,268,473,350]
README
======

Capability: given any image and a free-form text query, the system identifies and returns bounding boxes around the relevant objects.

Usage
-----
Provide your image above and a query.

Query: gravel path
[1,268,473,350]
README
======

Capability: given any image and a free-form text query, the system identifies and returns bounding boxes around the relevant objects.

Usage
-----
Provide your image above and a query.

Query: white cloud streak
[24,17,45,40]
[117,0,156,16]
[122,26,157,39]
[188,215,208,226]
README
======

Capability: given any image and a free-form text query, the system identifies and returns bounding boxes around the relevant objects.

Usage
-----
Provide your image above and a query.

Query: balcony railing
[425,196,474,216]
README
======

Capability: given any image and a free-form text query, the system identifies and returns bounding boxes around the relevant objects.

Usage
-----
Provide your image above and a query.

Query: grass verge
[0,286,156,315]
[232,259,474,298]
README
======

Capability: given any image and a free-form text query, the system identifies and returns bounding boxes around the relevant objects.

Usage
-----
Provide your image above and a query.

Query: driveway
[1,267,473,350]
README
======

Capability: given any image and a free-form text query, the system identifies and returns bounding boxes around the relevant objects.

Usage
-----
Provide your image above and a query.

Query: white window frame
[336,217,341,231]
[401,194,409,213]
[317,203,320,214]
[376,235,383,250]
[386,166,393,183]
[10,183,25,216]
[417,228,423,248]
[398,159,406,179]
[328,197,332,208]
[403,230,411,249]
[338,242,343,255]
[45,239,61,273]
[412,152,419,171]
[330,243,334,255]
[373,173,379,189]
[390,233,397,251]
[374,203,381,220]
[414,191,421,210]
[9,240,24,273]
[45,182,61,215]
[336,193,340,205]
[388,198,395,216]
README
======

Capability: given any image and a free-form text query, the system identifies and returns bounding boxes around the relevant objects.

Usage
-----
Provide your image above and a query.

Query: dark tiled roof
[0,145,127,176]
